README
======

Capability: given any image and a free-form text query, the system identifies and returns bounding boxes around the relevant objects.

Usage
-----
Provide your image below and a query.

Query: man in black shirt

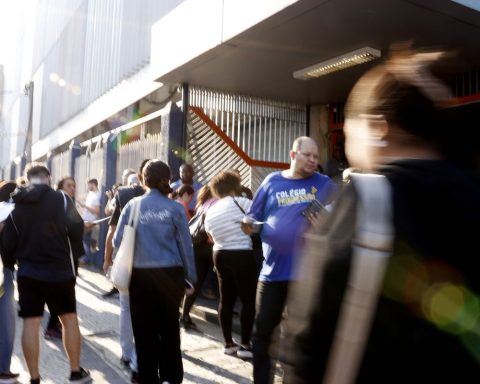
[1,163,91,383]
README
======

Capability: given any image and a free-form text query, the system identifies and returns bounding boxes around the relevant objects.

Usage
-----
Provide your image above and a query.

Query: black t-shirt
[108,185,145,226]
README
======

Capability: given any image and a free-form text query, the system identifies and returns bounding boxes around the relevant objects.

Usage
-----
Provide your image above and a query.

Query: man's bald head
[291,136,318,153]
[289,136,319,178]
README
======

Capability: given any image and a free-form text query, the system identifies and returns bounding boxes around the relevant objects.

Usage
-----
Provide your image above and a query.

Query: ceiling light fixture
[293,47,381,80]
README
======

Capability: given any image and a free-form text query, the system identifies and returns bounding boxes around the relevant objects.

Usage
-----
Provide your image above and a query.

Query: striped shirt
[204,196,252,251]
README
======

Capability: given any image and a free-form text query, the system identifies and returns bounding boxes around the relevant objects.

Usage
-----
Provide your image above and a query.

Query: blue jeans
[82,231,98,264]
[120,291,137,372]
[0,268,15,373]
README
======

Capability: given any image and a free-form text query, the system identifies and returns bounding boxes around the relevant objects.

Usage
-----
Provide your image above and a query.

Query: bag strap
[232,197,245,214]
[60,190,76,277]
[323,173,394,384]
[9,213,19,236]
[129,199,141,229]
[196,199,214,221]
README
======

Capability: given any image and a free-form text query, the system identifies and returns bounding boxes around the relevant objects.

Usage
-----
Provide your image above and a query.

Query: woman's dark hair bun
[143,159,172,196]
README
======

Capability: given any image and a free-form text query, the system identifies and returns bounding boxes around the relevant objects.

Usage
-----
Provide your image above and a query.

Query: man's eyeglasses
[296,151,319,161]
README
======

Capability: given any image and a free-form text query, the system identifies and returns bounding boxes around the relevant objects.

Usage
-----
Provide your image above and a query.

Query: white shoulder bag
[323,173,395,384]
[111,199,141,292]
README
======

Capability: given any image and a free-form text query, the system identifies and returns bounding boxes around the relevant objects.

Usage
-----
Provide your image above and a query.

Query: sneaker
[30,378,40,384]
[237,345,253,359]
[102,287,119,298]
[68,367,91,383]
[0,372,20,384]
[44,327,62,340]
[131,371,139,383]
[224,343,239,356]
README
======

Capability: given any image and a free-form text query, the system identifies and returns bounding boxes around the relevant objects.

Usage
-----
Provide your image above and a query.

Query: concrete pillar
[69,140,81,179]
[160,102,185,182]
[309,105,330,165]
[19,155,27,179]
[93,133,118,268]
[46,152,53,175]
[9,161,15,180]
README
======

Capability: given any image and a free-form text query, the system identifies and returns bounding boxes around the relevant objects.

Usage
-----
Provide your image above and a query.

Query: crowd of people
[1,49,480,384]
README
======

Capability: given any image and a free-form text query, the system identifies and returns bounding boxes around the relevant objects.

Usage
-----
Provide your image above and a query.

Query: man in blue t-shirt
[242,136,337,384]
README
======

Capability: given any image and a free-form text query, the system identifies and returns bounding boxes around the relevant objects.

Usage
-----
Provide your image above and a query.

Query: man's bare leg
[22,317,42,380]
[59,312,81,371]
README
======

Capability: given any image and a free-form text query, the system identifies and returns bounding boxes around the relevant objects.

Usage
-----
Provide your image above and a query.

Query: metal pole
[181,83,189,152]
[24,81,34,163]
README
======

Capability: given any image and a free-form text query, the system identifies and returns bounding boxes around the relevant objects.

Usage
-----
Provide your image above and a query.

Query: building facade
[1,1,479,259]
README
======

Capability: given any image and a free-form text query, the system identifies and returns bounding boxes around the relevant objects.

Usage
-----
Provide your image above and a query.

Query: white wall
[150,0,299,81]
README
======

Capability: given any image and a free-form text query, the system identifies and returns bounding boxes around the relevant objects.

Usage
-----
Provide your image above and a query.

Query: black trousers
[182,243,213,319]
[130,267,184,384]
[253,280,289,384]
[213,249,257,346]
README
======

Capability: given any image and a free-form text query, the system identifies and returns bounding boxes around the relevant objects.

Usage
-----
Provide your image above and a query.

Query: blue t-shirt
[248,171,337,282]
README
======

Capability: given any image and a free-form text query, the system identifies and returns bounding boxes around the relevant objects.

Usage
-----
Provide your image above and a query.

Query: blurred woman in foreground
[284,49,480,383]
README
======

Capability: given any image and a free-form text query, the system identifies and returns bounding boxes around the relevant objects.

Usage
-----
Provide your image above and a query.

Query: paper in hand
[0,202,15,223]
[89,216,112,225]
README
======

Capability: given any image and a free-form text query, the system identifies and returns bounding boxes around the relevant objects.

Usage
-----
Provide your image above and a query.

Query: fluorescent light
[293,47,381,80]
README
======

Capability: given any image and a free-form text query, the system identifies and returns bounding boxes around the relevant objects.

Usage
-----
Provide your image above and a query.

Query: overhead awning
[151,0,480,105]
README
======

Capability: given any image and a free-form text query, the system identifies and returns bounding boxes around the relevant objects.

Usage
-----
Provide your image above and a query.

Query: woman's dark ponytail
[157,179,173,195]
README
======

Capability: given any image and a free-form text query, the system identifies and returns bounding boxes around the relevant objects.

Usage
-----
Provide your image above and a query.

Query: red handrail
[445,93,480,107]
[190,106,290,170]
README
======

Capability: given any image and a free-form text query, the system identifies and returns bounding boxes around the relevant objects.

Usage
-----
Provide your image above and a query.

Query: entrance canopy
[154,0,480,104]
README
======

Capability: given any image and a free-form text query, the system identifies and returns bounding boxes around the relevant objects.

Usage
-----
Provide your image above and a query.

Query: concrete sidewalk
[10,267,283,383]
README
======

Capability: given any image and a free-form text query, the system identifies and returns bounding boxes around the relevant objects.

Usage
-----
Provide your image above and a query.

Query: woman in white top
[205,170,256,359]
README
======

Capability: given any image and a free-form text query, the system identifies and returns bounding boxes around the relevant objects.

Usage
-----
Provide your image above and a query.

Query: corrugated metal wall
[36,0,185,138]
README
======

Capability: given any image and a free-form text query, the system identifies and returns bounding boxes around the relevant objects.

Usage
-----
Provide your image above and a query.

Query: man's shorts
[17,276,77,318]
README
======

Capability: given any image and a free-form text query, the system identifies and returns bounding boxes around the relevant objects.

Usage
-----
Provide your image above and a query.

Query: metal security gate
[50,150,71,187]
[74,141,105,202]
[116,133,163,182]
[189,86,307,163]
[188,107,289,192]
